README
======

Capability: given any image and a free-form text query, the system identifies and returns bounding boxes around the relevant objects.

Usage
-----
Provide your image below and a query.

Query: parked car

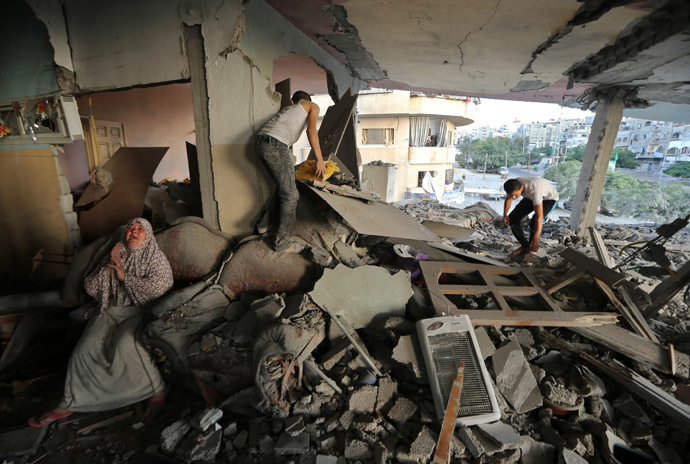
[498,166,509,178]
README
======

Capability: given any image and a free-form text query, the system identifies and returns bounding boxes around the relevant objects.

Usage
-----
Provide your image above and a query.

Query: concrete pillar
[569,90,624,236]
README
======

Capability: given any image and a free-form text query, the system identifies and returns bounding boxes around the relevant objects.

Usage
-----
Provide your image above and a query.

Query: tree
[664,161,690,178]
[612,149,639,169]
[533,146,554,156]
[544,160,581,200]
[566,146,586,162]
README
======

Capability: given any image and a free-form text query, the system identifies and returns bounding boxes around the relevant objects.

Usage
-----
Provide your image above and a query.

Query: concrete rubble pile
[2,195,690,464]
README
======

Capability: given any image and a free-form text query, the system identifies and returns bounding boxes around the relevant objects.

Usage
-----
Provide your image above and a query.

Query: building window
[362,128,394,146]
[445,169,454,185]
[417,171,426,187]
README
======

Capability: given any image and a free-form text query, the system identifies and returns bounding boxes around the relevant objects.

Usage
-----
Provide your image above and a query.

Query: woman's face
[125,222,147,248]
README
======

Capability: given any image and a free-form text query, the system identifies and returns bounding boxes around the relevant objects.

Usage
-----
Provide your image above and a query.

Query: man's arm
[502,197,512,226]
[302,101,326,178]
[529,202,544,252]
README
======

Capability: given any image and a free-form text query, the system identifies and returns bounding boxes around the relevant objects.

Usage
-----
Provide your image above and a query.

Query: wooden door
[82,118,127,172]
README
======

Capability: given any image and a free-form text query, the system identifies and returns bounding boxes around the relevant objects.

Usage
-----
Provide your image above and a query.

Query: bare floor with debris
[2,196,690,464]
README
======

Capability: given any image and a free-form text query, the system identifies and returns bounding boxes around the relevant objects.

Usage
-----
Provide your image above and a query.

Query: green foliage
[664,161,690,178]
[533,146,553,155]
[612,149,639,169]
[459,136,542,170]
[566,146,586,162]
[544,160,581,200]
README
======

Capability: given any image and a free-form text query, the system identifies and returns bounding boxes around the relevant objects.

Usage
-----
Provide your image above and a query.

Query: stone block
[232,430,248,449]
[458,426,484,458]
[349,385,378,414]
[492,340,542,413]
[475,422,523,452]
[175,428,222,463]
[251,293,285,323]
[344,439,373,460]
[224,301,245,321]
[285,415,305,437]
[274,431,310,455]
[409,425,437,462]
[559,448,589,464]
[386,396,418,427]
[316,455,339,464]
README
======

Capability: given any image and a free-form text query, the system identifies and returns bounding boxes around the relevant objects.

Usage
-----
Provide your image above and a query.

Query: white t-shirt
[518,176,559,205]
[258,102,309,146]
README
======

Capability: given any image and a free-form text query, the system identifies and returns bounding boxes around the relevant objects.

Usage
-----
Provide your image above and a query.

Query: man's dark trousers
[508,198,557,248]
[255,135,298,250]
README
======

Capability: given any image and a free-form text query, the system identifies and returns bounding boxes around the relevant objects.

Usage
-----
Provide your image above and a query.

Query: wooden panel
[560,248,628,288]
[420,261,618,327]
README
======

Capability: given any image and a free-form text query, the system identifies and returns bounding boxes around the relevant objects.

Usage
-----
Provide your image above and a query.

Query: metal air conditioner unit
[417,315,500,426]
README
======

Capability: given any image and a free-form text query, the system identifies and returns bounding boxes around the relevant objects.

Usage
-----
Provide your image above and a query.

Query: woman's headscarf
[84,218,173,313]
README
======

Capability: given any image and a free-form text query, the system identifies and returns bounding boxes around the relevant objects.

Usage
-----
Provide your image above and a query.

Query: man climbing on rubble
[255,90,326,253]
[502,177,559,255]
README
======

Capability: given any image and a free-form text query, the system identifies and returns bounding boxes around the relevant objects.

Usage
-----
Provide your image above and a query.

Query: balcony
[408,146,454,164]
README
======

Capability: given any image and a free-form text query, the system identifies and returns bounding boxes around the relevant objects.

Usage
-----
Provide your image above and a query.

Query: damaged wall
[201,0,363,236]
[76,84,195,182]
[63,0,188,92]
[0,0,59,100]
[0,146,78,279]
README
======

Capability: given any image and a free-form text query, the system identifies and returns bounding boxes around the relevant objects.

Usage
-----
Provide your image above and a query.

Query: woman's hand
[108,243,126,281]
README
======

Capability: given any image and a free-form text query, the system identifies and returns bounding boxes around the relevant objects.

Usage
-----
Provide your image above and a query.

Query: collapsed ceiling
[269,0,690,122]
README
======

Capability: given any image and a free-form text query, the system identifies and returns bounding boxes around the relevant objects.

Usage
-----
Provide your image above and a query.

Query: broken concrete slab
[559,448,589,464]
[408,425,437,463]
[457,426,485,458]
[386,396,418,427]
[375,376,398,412]
[274,431,310,455]
[474,421,523,452]
[189,408,223,432]
[474,326,496,360]
[284,415,305,437]
[392,334,425,379]
[309,264,413,329]
[344,439,373,460]
[232,310,258,344]
[492,340,542,414]
[520,435,555,464]
[175,427,223,463]
[349,384,378,414]
[161,420,191,454]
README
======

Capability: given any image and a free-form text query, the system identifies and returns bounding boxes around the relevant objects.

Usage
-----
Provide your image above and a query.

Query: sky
[471,98,595,128]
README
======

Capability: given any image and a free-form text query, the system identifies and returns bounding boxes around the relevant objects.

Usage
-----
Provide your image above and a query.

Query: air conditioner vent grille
[428,332,494,416]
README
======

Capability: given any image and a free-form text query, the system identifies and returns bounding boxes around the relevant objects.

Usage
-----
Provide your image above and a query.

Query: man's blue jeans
[255,135,298,250]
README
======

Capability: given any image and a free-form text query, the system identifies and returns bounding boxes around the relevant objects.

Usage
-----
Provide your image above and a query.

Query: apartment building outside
[295,90,476,203]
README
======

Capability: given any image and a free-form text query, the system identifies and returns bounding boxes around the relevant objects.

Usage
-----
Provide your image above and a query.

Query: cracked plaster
[342,0,581,95]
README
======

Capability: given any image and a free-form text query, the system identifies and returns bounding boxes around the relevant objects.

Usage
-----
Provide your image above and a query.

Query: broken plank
[545,268,587,294]
[592,277,650,339]
[559,248,629,288]
[583,354,690,428]
[446,308,617,327]
[76,411,133,435]
[645,259,690,318]
[309,180,378,202]
[432,362,464,464]
[572,325,682,377]
[588,227,659,343]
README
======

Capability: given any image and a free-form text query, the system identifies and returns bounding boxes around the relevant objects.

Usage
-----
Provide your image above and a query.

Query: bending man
[502,177,559,255]
[255,90,326,253]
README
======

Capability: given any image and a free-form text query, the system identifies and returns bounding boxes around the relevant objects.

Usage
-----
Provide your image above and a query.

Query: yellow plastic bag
[294,160,340,182]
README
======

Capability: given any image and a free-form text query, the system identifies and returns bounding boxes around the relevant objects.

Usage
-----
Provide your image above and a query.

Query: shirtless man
[255,91,326,253]
[502,177,559,255]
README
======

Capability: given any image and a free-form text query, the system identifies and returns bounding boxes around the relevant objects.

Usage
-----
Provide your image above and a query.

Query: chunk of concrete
[309,264,413,329]
[386,396,418,427]
[509,328,534,346]
[320,338,350,370]
[344,439,373,460]
[232,430,248,449]
[613,393,652,424]
[520,435,555,464]
[457,426,484,458]
[189,408,223,432]
[409,426,437,462]
[492,340,542,413]
[284,415,305,437]
[224,301,245,321]
[161,420,191,454]
[316,455,339,464]
[392,334,425,379]
[473,326,495,360]
[474,422,523,452]
[175,427,223,463]
[349,385,378,414]
[274,431,310,455]
[376,376,398,412]
[0,426,48,459]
